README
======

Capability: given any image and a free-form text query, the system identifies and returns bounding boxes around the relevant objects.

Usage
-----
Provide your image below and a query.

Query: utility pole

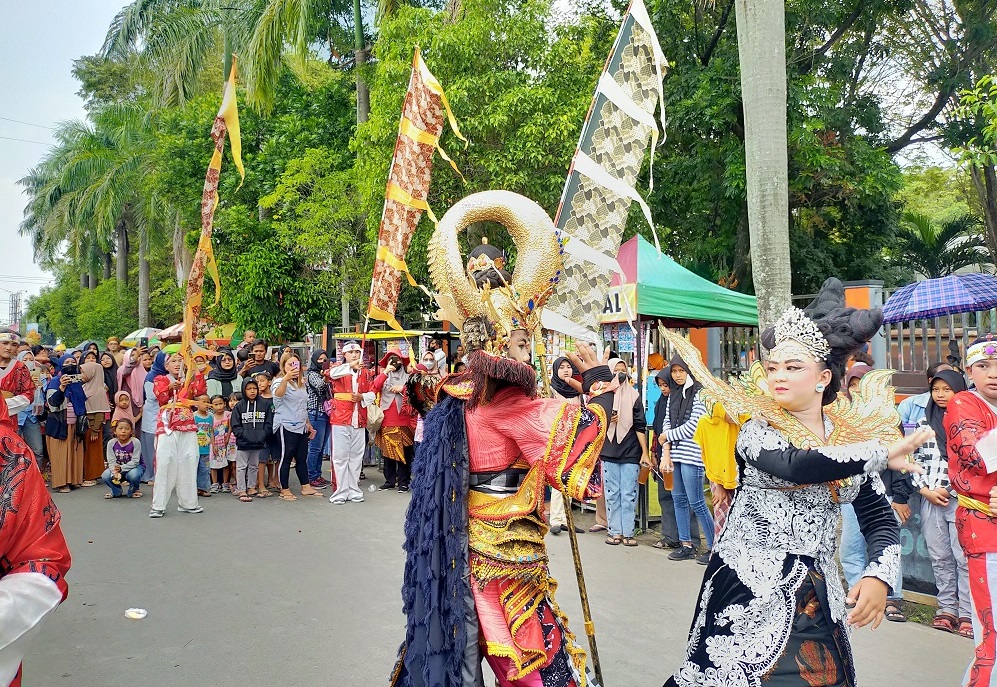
[8,292,22,334]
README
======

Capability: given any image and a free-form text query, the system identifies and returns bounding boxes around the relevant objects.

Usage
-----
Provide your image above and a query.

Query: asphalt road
[25,473,973,686]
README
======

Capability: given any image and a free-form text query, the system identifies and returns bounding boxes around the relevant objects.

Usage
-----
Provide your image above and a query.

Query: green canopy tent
[603,234,758,326]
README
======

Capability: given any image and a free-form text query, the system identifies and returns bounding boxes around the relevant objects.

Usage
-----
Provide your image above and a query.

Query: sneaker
[149,509,165,518]
[397,485,409,493]
[309,479,327,489]
[329,497,346,504]
[696,550,712,566]
[209,484,220,494]
[668,545,697,561]
[178,506,204,514]
[221,484,231,493]
[379,482,395,491]
[550,524,563,535]
[348,496,365,503]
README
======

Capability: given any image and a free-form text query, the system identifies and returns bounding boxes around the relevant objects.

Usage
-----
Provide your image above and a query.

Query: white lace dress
[665,418,901,687]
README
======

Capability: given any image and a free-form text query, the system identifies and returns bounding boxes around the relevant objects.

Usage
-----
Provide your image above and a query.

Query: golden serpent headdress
[428,190,563,352]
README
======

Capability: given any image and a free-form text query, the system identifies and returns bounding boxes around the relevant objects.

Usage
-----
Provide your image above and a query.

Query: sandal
[300,490,323,498]
[255,490,272,498]
[605,535,622,545]
[884,602,906,623]
[82,480,97,487]
[239,494,253,503]
[958,618,975,639]
[56,486,71,493]
[104,493,118,499]
[588,524,608,533]
[278,491,297,501]
[131,491,143,498]
[932,612,958,633]
[622,537,638,547]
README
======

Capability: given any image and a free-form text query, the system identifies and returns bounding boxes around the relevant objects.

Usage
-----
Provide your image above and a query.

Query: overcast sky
[0,1,125,318]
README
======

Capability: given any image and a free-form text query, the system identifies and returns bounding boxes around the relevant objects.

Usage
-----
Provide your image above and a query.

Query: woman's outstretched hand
[886,428,931,474]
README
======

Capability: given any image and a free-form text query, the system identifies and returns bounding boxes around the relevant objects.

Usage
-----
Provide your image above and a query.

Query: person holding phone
[305,350,332,489]
[271,354,320,501]
[326,342,376,504]
[372,349,416,493]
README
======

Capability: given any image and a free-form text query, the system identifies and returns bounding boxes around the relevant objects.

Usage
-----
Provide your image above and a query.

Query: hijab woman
[662,278,930,687]
[207,349,243,398]
[45,355,87,492]
[80,358,111,486]
[548,356,583,535]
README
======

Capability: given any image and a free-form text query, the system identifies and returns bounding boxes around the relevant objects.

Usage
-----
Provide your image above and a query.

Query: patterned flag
[367,47,465,332]
[543,0,666,340]
[181,58,245,381]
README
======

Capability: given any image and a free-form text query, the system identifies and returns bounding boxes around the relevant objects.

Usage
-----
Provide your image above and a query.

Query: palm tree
[18,104,162,326]
[734,0,791,329]
[893,212,991,278]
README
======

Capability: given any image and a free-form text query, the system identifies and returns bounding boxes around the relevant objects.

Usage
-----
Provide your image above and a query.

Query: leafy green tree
[889,212,990,278]
[75,280,139,342]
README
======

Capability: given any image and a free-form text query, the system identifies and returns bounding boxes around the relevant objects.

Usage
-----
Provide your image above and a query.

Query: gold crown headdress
[427,191,563,351]
[769,307,831,362]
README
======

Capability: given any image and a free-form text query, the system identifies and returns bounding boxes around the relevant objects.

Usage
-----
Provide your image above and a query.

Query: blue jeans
[840,502,903,600]
[672,462,714,550]
[18,420,43,471]
[603,461,640,537]
[307,410,330,482]
[102,466,143,497]
[197,452,210,491]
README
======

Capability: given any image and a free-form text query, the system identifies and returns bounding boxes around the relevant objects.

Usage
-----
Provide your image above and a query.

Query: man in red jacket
[0,331,33,420]
[149,354,207,518]
[326,342,376,504]
[0,391,71,687]
[945,334,997,687]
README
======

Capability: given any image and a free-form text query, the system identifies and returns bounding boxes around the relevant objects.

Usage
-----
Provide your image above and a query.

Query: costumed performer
[390,191,616,687]
[663,278,930,687]
[0,382,72,687]
[373,348,417,493]
[326,341,376,505]
[943,334,997,686]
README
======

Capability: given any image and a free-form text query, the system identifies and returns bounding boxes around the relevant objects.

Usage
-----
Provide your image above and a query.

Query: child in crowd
[209,395,232,493]
[914,369,973,637]
[254,371,279,495]
[111,390,136,431]
[193,394,214,497]
[103,418,143,499]
[231,380,273,501]
[227,392,241,490]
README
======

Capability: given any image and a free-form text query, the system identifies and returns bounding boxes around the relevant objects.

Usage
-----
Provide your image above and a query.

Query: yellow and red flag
[367,47,465,332]
[181,58,245,381]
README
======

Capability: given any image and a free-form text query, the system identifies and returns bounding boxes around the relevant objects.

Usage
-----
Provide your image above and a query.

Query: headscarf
[550,356,580,400]
[309,349,327,372]
[843,363,873,401]
[49,354,87,416]
[82,361,111,413]
[100,351,119,400]
[925,369,968,459]
[607,357,640,442]
[379,349,410,413]
[145,352,169,385]
[667,355,703,431]
[112,390,135,425]
[208,350,239,396]
[652,367,673,435]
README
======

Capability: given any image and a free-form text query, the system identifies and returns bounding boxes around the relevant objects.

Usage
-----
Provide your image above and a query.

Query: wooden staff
[537,332,605,686]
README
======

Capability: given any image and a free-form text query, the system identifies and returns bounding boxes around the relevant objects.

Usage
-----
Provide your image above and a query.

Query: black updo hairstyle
[760,278,883,406]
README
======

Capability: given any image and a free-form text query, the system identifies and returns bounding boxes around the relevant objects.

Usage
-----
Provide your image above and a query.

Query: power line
[0,116,56,131]
[0,134,51,146]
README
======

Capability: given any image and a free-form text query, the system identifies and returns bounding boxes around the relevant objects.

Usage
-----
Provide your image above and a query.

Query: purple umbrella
[883,273,997,324]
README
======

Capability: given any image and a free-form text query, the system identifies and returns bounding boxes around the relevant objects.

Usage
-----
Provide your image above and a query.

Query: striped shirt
[661,395,708,467]
[911,417,950,492]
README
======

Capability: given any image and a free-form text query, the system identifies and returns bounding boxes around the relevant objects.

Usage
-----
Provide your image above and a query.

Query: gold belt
[333,393,355,401]
[958,493,994,517]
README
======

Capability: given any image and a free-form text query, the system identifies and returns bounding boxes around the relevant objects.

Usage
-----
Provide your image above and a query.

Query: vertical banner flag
[542,0,667,341]
[367,47,465,332]
[182,58,245,380]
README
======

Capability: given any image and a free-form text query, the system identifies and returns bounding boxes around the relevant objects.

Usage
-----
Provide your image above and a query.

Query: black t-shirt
[241,360,279,380]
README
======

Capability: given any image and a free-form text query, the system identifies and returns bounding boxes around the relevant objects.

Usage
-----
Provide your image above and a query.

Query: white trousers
[549,490,567,527]
[330,425,365,502]
[151,431,200,512]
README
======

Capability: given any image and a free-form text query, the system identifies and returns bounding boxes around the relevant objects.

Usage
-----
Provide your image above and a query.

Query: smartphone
[289,360,300,371]
[64,374,83,383]
[321,360,330,371]
[139,336,149,349]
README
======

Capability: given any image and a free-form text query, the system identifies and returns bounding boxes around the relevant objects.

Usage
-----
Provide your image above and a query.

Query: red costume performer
[326,342,377,504]
[945,334,997,687]
[0,396,72,687]
[372,349,418,492]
